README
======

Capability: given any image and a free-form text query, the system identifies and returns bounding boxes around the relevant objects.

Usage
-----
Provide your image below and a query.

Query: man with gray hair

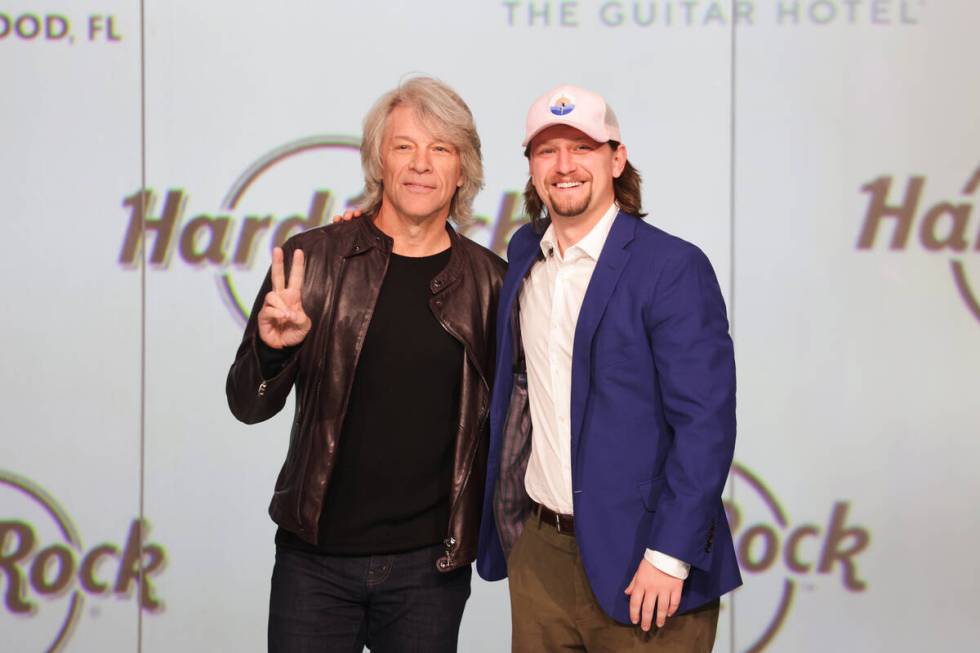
[227,77,505,652]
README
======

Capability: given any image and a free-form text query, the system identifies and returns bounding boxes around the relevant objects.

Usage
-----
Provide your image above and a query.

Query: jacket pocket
[638,475,666,512]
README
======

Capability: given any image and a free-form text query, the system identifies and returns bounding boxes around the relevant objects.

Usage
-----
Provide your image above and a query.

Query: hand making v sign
[257,247,311,349]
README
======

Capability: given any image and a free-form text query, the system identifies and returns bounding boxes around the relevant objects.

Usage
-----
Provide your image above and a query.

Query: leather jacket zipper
[440,536,457,569]
[432,308,490,571]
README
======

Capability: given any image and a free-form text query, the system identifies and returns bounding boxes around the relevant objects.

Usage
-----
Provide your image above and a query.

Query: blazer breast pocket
[638,475,666,513]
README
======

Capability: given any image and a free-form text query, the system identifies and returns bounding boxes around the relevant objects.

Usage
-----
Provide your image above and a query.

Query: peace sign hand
[257,247,312,349]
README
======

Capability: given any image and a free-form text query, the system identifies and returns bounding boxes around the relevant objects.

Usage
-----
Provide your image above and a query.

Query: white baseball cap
[523,84,622,148]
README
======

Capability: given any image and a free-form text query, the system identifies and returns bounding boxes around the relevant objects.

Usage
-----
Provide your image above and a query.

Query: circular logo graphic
[549,94,576,116]
[727,463,794,652]
[1,470,84,653]
[1,471,167,651]
[216,135,363,324]
[950,258,980,322]
[726,462,870,652]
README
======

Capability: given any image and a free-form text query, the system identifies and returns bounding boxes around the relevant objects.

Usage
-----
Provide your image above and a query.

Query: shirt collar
[539,202,619,261]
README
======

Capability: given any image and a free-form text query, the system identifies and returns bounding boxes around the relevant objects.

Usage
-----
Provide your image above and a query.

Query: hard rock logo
[1,469,166,652]
[726,462,870,652]
[117,135,527,325]
[857,165,980,322]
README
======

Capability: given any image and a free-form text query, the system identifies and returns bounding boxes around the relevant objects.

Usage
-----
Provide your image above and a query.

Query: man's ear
[612,143,628,178]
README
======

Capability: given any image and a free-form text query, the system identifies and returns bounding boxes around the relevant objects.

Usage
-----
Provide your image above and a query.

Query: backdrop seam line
[138,0,147,651]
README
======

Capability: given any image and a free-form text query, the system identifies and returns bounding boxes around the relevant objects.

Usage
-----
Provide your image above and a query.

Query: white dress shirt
[519,203,690,580]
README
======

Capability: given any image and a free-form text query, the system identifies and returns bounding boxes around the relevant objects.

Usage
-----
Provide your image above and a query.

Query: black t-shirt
[277,247,462,555]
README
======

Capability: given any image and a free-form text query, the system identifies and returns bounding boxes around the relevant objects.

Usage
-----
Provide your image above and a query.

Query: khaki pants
[508,517,719,653]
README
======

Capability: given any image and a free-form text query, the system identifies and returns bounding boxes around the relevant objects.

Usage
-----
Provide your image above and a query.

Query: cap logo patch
[549,93,575,116]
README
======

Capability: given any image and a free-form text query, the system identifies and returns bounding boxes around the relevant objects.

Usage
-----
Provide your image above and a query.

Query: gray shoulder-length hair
[358,77,483,225]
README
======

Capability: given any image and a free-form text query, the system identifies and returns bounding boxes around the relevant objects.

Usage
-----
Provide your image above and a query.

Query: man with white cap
[477,85,741,650]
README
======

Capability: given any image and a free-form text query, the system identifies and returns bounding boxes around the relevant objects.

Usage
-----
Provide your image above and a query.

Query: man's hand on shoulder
[624,558,683,631]
[331,208,362,223]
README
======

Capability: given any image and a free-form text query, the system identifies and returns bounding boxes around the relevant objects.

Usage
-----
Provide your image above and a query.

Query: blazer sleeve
[643,243,736,571]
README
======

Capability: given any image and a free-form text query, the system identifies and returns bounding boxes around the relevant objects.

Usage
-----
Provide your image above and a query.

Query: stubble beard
[546,186,591,219]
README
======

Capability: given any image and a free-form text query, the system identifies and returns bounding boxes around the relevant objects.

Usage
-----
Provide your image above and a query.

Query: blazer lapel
[570,212,637,470]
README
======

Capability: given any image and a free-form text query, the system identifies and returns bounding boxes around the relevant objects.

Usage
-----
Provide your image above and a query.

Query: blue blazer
[476,211,742,622]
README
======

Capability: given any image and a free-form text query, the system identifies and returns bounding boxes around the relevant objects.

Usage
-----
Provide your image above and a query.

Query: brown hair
[523,141,646,224]
[358,77,483,225]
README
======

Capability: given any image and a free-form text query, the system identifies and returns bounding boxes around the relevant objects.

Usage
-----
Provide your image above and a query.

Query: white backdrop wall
[2,1,978,651]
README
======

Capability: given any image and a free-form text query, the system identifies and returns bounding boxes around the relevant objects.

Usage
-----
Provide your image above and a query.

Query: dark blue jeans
[268,543,471,653]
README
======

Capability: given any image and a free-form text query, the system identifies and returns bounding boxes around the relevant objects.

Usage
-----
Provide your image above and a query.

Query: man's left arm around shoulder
[626,243,736,630]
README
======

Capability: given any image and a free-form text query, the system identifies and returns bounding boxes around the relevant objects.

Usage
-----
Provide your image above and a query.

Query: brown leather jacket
[226,217,506,571]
